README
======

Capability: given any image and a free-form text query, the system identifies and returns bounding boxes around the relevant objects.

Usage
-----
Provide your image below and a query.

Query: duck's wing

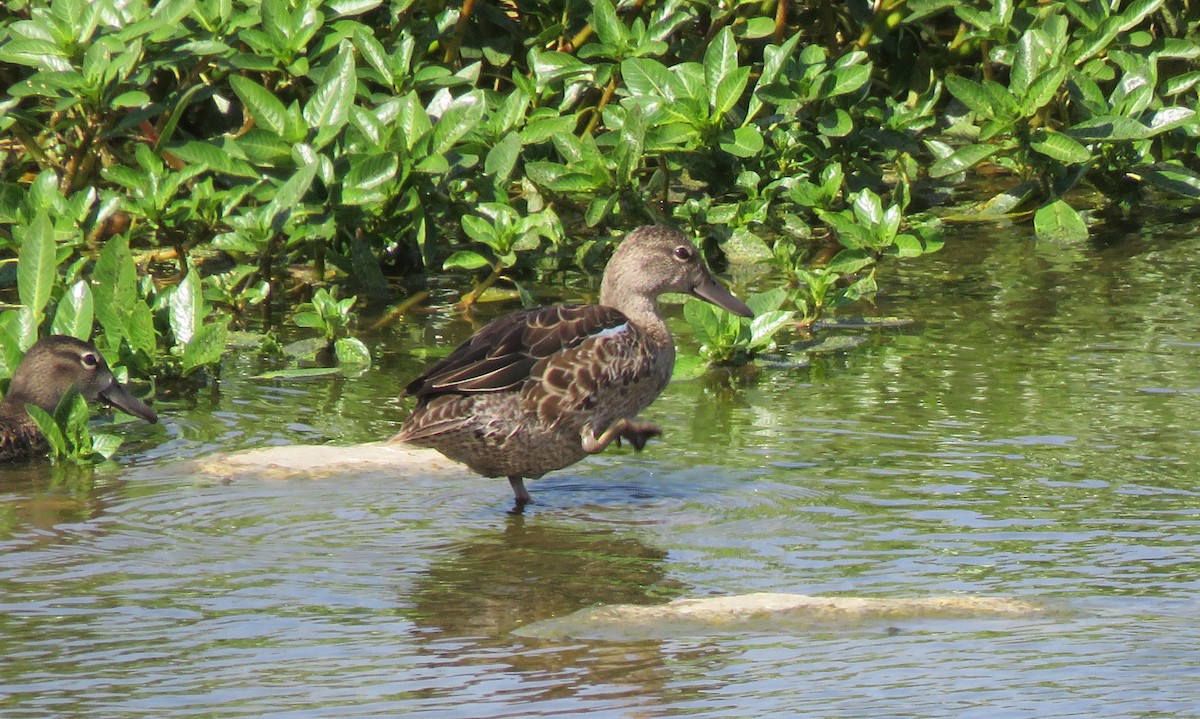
[404,304,629,399]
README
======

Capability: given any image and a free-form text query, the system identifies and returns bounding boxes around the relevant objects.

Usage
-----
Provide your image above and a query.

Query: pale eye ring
[81,353,100,369]
[673,245,693,261]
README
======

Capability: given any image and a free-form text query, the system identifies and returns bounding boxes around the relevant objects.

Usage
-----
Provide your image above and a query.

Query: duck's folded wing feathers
[404,305,629,398]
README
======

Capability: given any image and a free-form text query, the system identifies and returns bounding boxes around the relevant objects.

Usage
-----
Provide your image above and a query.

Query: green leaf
[1066,116,1150,141]
[304,42,357,147]
[590,0,627,49]
[929,143,997,178]
[748,310,795,350]
[719,125,763,158]
[333,336,371,367]
[50,280,93,339]
[169,269,202,347]
[429,91,484,156]
[822,248,872,275]
[93,234,137,341]
[704,26,738,111]
[111,90,149,108]
[484,132,522,181]
[25,404,67,460]
[443,251,491,271]
[1034,199,1088,242]
[1141,164,1200,199]
[746,288,788,317]
[90,433,123,460]
[181,320,228,376]
[944,75,995,119]
[671,353,708,381]
[712,66,750,117]
[230,75,288,136]
[1030,130,1092,164]
[621,57,673,99]
[818,108,853,137]
[17,212,56,321]
[293,311,323,329]
[345,153,398,193]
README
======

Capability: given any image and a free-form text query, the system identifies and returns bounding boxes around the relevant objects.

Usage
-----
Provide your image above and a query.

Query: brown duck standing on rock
[392,226,753,508]
[0,335,158,462]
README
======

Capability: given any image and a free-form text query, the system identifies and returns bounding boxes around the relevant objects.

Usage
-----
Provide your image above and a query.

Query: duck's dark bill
[693,277,753,318]
[99,381,159,423]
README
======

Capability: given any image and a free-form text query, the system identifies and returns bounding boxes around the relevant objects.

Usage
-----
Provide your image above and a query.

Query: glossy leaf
[929,143,997,178]
[50,280,94,339]
[182,321,229,376]
[17,212,56,322]
[169,269,203,347]
[1034,199,1089,242]
[230,75,287,136]
[1030,131,1091,164]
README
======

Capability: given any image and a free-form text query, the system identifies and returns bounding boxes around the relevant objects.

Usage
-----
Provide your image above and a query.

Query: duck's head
[3,335,158,423]
[599,226,753,317]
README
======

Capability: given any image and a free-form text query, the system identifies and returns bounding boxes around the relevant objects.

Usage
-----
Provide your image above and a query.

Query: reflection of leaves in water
[0,462,103,541]
[406,514,681,637]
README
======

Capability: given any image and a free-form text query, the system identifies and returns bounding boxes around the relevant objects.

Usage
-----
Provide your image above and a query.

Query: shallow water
[3,215,1200,717]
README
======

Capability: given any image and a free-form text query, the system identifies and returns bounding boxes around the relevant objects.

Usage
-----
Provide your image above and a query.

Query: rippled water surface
[3,217,1200,718]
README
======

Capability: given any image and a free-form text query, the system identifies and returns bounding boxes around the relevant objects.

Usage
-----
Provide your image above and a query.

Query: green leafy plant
[292,287,371,369]
[25,386,123,464]
[444,204,563,308]
[684,287,795,366]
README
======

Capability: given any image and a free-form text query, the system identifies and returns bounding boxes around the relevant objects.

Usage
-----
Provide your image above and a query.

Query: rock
[513,592,1045,640]
[191,442,462,481]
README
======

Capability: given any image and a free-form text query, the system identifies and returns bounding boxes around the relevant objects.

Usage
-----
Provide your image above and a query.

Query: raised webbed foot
[581,418,663,454]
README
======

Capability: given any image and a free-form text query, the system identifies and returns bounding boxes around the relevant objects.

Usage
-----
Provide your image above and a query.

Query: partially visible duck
[0,335,158,461]
[392,225,753,507]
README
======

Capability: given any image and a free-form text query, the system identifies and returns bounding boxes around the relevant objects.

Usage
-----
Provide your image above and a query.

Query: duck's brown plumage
[0,335,158,462]
[393,225,753,506]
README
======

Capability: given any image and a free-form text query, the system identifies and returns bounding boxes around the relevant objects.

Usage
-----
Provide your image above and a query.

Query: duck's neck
[600,289,674,356]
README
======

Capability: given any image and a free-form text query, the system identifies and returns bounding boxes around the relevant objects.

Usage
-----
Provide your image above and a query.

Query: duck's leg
[509,476,532,506]
[581,418,662,454]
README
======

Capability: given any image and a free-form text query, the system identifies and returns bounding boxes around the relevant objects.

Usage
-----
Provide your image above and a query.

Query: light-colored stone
[514,592,1046,640]
[191,442,463,480]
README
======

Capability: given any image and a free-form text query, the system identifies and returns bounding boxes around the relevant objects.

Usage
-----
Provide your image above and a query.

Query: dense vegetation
[1,0,1198,402]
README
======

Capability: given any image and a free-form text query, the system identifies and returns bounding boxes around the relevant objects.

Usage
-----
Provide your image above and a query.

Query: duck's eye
[673,245,693,261]
[81,353,99,369]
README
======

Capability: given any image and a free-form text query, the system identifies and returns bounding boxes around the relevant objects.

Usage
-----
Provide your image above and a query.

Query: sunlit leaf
[17,212,56,321]
[929,143,997,178]
[1034,199,1089,242]
[51,280,93,339]
[1030,130,1092,164]
[443,251,491,271]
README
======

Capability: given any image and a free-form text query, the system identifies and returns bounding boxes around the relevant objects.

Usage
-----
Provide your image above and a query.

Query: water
[3,215,1200,717]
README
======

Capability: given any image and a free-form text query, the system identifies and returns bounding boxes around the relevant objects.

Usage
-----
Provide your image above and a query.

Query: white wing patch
[590,322,628,340]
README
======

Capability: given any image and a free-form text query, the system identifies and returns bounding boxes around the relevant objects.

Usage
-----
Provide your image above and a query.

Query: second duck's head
[3,335,158,423]
[599,226,753,318]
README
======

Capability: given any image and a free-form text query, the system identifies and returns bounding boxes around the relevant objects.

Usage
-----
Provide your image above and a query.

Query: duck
[0,335,158,462]
[392,225,753,507]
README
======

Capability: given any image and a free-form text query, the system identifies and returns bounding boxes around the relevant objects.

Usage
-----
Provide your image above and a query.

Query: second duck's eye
[673,245,693,261]
[81,353,99,369]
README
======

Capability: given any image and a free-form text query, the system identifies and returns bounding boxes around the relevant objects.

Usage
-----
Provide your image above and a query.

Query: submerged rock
[513,592,1045,640]
[192,442,461,481]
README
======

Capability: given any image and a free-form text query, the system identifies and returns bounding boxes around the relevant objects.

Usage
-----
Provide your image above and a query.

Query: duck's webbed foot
[581,418,662,454]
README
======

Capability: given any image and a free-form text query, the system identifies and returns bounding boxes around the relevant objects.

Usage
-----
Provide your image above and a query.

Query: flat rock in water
[513,592,1045,640]
[191,442,462,480]
[794,335,869,354]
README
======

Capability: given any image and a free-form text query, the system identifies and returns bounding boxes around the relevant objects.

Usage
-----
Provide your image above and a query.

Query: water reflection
[0,462,111,543]
[404,513,730,711]
[407,513,679,637]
